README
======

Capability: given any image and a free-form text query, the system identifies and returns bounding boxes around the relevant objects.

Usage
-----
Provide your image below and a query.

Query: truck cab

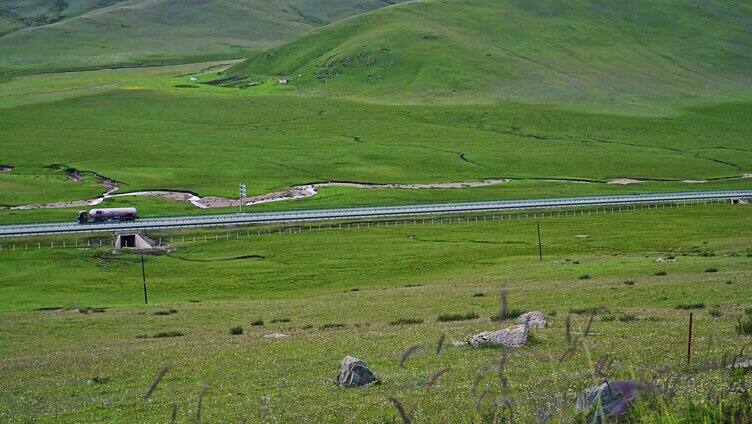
[77,211,89,224]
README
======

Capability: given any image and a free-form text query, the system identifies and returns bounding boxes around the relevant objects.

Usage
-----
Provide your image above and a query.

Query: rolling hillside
[0,0,409,74]
[227,0,752,108]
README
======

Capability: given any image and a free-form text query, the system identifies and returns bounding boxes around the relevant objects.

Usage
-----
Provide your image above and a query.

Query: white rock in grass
[337,356,379,387]
[517,311,547,329]
[263,332,289,339]
[469,325,528,348]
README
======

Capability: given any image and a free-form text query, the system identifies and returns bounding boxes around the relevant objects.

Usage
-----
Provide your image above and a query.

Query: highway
[1,190,750,237]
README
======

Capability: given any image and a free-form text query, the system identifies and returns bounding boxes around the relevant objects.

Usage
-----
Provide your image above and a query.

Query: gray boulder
[469,325,528,348]
[575,380,650,424]
[517,311,547,328]
[337,356,379,387]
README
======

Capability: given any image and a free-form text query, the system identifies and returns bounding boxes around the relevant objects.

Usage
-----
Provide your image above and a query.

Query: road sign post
[239,183,247,214]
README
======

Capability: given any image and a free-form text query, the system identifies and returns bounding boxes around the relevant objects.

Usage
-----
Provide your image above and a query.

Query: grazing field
[3,1,751,422]
[0,0,410,74]
[0,205,750,422]
[1,64,751,223]
[228,0,752,108]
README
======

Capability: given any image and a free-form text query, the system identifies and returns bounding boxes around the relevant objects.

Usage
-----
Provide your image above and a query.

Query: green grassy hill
[0,0,409,74]
[228,0,752,108]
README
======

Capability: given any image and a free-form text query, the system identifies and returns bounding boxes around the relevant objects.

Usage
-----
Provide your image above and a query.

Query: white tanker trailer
[77,207,138,224]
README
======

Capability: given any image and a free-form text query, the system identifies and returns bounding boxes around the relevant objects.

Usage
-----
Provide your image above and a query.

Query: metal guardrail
[1,190,750,237]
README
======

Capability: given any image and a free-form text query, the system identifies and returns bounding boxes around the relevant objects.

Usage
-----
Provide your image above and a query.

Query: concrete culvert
[114,233,154,250]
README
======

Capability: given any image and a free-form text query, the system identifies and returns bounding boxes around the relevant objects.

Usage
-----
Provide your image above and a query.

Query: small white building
[278,77,289,85]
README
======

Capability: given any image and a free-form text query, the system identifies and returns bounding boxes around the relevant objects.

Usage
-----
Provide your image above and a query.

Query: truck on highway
[77,207,138,224]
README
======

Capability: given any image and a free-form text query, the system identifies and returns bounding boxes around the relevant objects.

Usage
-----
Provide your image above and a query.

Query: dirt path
[4,173,751,211]
[5,179,513,210]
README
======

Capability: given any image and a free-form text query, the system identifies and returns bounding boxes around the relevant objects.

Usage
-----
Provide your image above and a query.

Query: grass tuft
[320,323,346,330]
[229,325,243,335]
[438,311,479,322]
[137,331,184,339]
[389,317,423,326]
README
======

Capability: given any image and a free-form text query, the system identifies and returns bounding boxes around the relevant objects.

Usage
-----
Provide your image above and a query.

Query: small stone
[263,332,289,339]
[727,358,752,372]
[337,356,378,387]
[517,311,547,329]
[451,340,468,347]
[469,325,528,348]
[576,380,650,424]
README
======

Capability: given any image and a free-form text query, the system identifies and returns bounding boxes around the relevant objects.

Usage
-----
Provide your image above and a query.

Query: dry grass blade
[565,315,572,345]
[388,397,412,424]
[436,333,446,354]
[425,366,451,389]
[471,371,484,397]
[557,346,576,364]
[259,396,270,420]
[144,364,172,402]
[583,311,596,337]
[400,344,422,368]
[593,355,613,379]
[195,385,209,423]
[498,350,509,391]
[170,402,178,424]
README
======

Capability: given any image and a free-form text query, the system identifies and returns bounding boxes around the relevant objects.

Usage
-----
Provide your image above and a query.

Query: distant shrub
[270,318,291,323]
[90,376,110,385]
[619,314,638,323]
[251,320,264,326]
[404,284,423,288]
[666,254,676,260]
[579,274,591,280]
[736,315,752,336]
[489,309,523,321]
[138,331,184,339]
[438,311,479,322]
[473,292,485,297]
[389,317,423,326]
[78,307,106,314]
[601,315,616,322]
[154,310,173,316]
[572,260,580,265]
[301,324,314,330]
[230,326,243,335]
[745,307,752,316]
[569,306,608,315]
[708,309,723,318]
[654,270,668,276]
[676,303,705,310]
[705,268,718,273]
[320,323,346,330]
[624,279,635,286]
